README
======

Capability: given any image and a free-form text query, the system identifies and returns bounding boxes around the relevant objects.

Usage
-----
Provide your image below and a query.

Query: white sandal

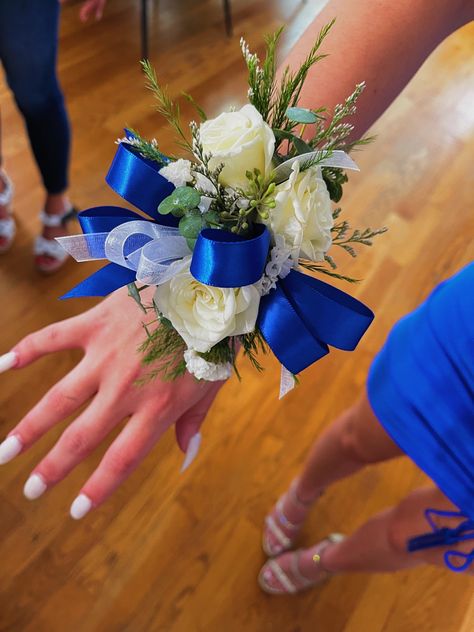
[262,479,323,557]
[258,533,345,595]
[34,207,77,274]
[0,170,15,254]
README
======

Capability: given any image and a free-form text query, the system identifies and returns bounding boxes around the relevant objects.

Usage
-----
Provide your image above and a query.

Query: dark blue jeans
[0,0,70,194]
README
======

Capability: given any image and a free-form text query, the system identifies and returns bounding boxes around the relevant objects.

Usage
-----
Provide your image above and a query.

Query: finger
[175,382,222,453]
[79,0,95,22]
[3,359,97,456]
[96,0,106,20]
[23,391,121,499]
[70,411,166,518]
[9,318,87,369]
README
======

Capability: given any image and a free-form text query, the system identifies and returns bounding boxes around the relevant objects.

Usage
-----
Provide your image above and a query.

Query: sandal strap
[275,496,302,530]
[39,207,77,228]
[0,217,16,240]
[0,170,14,207]
[291,550,316,587]
[34,235,69,260]
[267,559,297,593]
[264,515,292,549]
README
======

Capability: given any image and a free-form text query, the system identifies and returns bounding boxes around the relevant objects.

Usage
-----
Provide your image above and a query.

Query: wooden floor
[0,1,473,630]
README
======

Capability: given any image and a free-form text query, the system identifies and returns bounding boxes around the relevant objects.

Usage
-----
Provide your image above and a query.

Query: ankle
[293,480,324,507]
[45,192,71,215]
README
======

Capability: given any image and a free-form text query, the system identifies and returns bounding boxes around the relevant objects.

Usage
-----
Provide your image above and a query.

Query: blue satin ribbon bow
[407,508,474,572]
[62,141,374,376]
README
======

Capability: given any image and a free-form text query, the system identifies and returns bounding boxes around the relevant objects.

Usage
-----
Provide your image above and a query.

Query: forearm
[280,0,473,138]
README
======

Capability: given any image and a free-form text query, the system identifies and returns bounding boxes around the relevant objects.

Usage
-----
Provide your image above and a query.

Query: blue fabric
[367,263,474,521]
[0,0,70,193]
[191,224,270,287]
[105,143,177,225]
[407,508,474,572]
[258,269,374,374]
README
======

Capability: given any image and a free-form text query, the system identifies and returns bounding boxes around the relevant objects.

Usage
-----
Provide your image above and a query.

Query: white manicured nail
[180,432,202,473]
[70,494,92,520]
[24,473,47,500]
[0,435,22,464]
[0,351,18,373]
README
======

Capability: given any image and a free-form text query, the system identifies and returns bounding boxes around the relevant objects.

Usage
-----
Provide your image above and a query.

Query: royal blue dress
[367,263,474,571]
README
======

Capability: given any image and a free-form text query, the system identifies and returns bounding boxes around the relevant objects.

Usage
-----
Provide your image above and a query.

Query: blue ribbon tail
[258,269,374,374]
[60,263,136,299]
[105,142,178,225]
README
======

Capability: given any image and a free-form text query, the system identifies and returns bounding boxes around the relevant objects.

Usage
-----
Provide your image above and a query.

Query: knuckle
[105,449,137,478]
[61,428,91,459]
[45,387,71,417]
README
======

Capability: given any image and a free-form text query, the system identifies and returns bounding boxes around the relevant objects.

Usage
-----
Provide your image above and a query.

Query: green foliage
[138,317,187,382]
[127,282,147,313]
[141,59,192,152]
[123,129,167,165]
[182,92,207,121]
[179,210,204,239]
[322,167,349,203]
[198,337,240,378]
[285,107,320,124]
[239,329,268,372]
[158,186,201,217]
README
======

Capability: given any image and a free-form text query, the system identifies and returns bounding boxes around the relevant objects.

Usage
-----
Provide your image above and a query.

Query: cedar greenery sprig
[120,128,168,165]
[141,59,193,153]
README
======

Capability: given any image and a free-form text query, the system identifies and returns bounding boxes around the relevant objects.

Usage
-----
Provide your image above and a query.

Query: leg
[0,0,73,268]
[260,487,474,593]
[264,393,402,555]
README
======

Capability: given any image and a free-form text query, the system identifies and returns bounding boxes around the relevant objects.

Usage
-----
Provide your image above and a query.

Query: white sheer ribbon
[57,220,191,286]
[273,150,359,184]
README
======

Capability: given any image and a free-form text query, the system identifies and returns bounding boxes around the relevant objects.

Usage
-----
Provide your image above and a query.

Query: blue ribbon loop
[191,224,270,287]
[105,142,177,226]
[257,270,374,374]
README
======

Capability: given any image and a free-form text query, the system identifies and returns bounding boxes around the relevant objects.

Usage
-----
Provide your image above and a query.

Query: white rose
[199,104,275,189]
[159,159,193,187]
[154,257,260,352]
[266,161,333,261]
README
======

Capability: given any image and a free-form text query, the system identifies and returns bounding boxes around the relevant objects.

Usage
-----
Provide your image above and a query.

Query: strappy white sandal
[258,533,345,595]
[262,479,323,557]
[34,207,77,274]
[0,169,15,254]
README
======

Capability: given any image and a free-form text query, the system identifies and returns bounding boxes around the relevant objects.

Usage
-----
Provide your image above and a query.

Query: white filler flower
[155,257,260,353]
[199,104,275,189]
[266,161,333,261]
[184,349,232,381]
[159,159,193,188]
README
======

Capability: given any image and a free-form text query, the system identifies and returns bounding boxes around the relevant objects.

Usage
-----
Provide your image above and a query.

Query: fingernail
[70,494,92,520]
[24,473,47,500]
[0,435,23,464]
[0,351,18,373]
[180,432,202,473]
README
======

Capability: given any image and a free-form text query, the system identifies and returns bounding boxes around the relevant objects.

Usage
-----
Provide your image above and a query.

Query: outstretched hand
[0,286,224,519]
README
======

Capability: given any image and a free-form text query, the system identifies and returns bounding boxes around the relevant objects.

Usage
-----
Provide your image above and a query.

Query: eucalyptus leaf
[158,186,201,216]
[285,107,319,124]
[179,212,204,240]
[202,210,221,227]
[172,186,201,210]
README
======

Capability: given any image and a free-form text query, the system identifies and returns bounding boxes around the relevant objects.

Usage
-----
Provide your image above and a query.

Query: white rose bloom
[154,257,260,353]
[159,159,193,187]
[184,349,232,381]
[199,104,275,189]
[266,161,333,261]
